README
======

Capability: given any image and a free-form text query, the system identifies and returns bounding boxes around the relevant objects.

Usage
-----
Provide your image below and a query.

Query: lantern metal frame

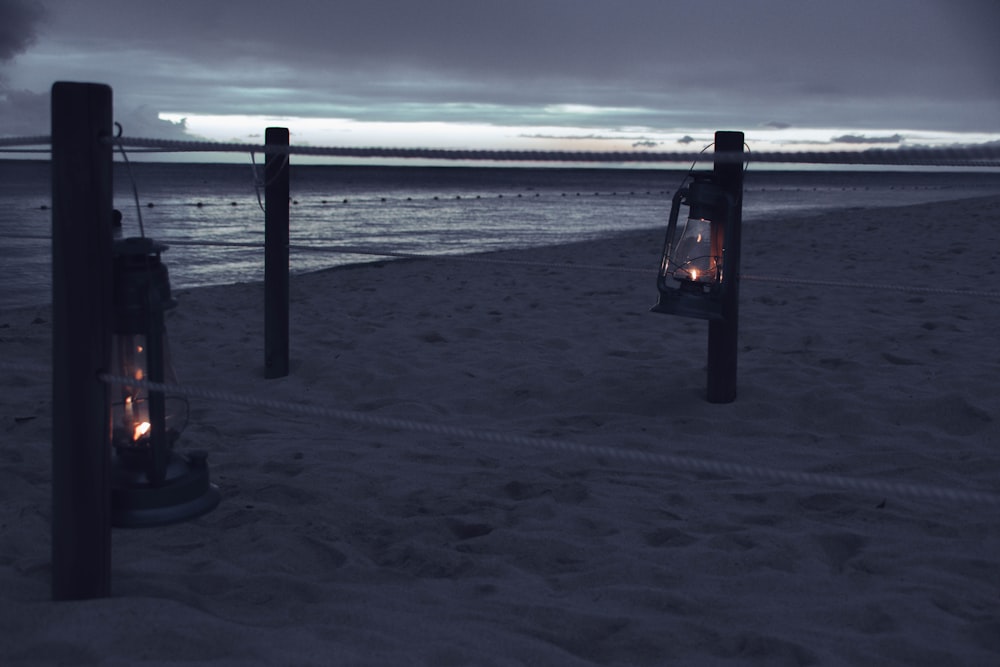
[651,173,738,322]
[110,236,220,528]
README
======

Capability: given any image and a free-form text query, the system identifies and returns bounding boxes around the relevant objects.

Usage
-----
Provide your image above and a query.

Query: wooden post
[706,131,744,404]
[51,82,114,599]
[264,127,290,378]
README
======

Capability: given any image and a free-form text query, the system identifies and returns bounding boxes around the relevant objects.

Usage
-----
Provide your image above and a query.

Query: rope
[6,133,999,165]
[0,233,52,241]
[740,274,1000,298]
[156,239,650,280]
[1,230,997,297]
[3,359,998,508]
[287,242,655,275]
[116,238,656,277]
[0,135,50,148]
[90,372,1000,508]
[155,239,264,250]
[103,135,1000,167]
[191,242,1000,297]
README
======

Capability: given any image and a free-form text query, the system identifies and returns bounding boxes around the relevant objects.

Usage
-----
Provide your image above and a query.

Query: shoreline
[6,191,1000,315]
[2,195,999,665]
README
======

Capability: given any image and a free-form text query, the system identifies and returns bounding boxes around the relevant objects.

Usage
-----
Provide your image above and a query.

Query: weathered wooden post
[51,81,114,599]
[650,130,744,402]
[706,131,744,403]
[264,127,290,378]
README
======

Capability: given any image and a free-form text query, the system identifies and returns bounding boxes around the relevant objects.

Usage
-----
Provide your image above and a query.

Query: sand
[2,195,999,666]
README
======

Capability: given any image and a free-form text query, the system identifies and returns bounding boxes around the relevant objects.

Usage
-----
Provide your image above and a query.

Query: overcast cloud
[1,0,998,148]
[0,0,44,62]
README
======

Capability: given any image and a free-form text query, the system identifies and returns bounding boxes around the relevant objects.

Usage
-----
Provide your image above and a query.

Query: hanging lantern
[110,237,220,527]
[651,173,737,321]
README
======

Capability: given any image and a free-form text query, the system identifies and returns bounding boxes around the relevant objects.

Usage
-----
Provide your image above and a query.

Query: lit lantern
[651,173,737,321]
[110,237,219,527]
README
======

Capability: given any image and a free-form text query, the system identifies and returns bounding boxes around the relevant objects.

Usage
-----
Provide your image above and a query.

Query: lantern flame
[133,421,151,441]
[690,269,699,281]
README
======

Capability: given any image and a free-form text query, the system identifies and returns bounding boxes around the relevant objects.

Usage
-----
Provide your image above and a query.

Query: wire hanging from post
[249,151,291,214]
[114,122,145,238]
[250,152,266,213]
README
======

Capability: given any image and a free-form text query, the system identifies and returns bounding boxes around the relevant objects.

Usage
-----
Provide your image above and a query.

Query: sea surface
[2,160,999,309]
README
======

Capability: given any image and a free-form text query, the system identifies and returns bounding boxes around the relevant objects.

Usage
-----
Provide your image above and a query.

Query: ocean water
[2,159,999,309]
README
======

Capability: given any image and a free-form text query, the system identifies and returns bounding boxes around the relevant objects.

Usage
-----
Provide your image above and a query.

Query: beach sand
[2,195,999,665]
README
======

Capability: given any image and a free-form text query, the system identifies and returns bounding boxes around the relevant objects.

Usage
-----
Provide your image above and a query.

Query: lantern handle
[657,186,688,293]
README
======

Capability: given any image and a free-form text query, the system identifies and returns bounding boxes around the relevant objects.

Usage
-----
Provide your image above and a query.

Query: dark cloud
[515,133,667,146]
[832,134,905,145]
[34,1,1000,96]
[5,0,999,140]
[0,88,200,139]
[0,0,45,62]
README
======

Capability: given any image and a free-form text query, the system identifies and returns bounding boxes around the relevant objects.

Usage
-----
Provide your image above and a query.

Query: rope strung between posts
[3,358,998,508]
[110,135,1000,166]
[1,230,997,298]
[739,274,1000,298]
[286,242,657,275]
[0,135,50,148]
[39,235,649,279]
[4,133,1000,165]
[0,232,52,241]
[86,371,999,508]
[288,244,1000,298]
[159,240,1000,299]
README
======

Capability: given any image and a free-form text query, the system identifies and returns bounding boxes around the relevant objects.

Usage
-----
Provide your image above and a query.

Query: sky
[1,0,999,162]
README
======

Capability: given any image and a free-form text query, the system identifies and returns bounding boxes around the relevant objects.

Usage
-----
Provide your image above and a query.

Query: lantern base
[651,288,726,321]
[112,449,220,528]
